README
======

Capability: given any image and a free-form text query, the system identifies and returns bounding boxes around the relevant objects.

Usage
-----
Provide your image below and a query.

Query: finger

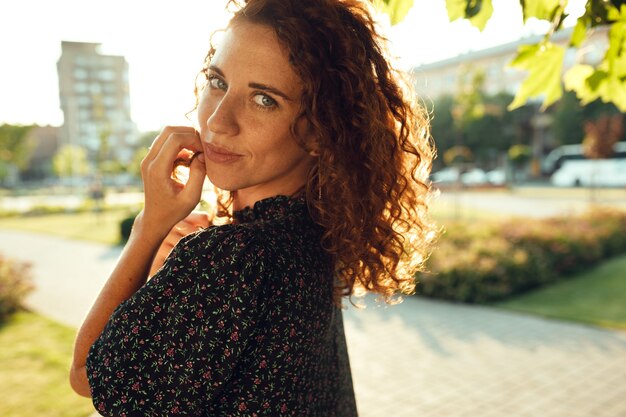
[181,153,207,201]
[151,133,203,180]
[146,126,197,162]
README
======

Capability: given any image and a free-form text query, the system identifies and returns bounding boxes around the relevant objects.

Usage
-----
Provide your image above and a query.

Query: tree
[430,67,537,168]
[137,130,161,149]
[375,0,626,111]
[581,114,623,199]
[128,146,149,179]
[52,145,89,178]
[583,114,624,159]
[508,144,532,182]
[0,124,35,182]
[551,90,626,147]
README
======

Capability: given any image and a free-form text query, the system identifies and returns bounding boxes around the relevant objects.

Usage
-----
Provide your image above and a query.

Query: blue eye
[253,94,276,108]
[208,76,227,90]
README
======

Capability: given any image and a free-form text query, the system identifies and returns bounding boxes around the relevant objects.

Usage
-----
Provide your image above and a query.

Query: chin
[206,173,242,192]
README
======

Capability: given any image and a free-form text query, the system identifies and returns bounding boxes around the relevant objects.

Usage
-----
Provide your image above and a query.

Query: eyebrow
[208,65,293,101]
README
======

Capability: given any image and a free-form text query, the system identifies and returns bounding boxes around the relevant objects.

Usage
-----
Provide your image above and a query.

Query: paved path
[435,188,626,218]
[1,230,626,417]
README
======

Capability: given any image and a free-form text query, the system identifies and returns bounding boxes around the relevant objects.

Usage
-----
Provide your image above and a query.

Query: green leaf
[564,64,596,99]
[507,42,565,110]
[606,4,624,22]
[521,0,564,22]
[375,0,415,25]
[569,17,588,47]
[445,0,493,30]
[586,70,609,91]
[608,21,626,76]
[604,77,626,112]
[446,0,466,21]
[468,0,493,31]
[563,64,594,92]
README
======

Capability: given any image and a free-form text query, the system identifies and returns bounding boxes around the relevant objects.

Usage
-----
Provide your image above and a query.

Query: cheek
[197,91,215,128]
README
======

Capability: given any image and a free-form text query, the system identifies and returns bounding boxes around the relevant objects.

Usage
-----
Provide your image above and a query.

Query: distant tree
[552,91,626,146]
[96,128,111,175]
[0,124,35,182]
[444,145,473,166]
[581,114,623,199]
[583,114,624,159]
[128,146,149,179]
[137,130,161,149]
[52,145,89,178]
[432,89,535,169]
[508,144,532,182]
[430,95,455,169]
[551,91,585,146]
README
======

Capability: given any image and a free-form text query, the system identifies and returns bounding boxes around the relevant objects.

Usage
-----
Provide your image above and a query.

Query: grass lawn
[0,311,94,417]
[494,254,626,330]
[0,209,136,246]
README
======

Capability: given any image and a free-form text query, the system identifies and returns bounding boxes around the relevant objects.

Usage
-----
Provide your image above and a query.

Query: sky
[0,0,586,132]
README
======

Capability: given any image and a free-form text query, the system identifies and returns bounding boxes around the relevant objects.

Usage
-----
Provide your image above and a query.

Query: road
[434,185,626,218]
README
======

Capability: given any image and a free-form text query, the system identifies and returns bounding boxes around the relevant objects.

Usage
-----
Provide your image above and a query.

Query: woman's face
[197,20,315,206]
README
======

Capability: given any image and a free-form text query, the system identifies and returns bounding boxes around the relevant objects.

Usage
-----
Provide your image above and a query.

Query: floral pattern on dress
[86,195,358,416]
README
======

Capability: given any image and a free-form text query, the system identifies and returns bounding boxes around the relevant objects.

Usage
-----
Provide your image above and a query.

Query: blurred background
[1,0,625,416]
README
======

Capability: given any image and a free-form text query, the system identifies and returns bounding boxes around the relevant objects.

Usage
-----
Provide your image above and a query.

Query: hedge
[415,208,626,303]
[0,254,34,322]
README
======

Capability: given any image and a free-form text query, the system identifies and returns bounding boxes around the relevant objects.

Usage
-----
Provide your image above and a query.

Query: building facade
[57,41,137,169]
[411,26,608,100]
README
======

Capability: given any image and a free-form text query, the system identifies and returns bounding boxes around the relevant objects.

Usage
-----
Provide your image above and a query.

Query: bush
[119,213,139,243]
[0,254,34,322]
[416,208,626,303]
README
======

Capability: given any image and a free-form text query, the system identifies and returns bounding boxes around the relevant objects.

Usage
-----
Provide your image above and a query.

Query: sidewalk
[1,230,626,417]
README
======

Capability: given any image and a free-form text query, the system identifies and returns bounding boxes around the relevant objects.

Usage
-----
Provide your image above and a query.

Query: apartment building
[57,41,137,167]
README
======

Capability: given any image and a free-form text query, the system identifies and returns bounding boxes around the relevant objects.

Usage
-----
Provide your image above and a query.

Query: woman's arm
[69,214,166,396]
[70,126,206,397]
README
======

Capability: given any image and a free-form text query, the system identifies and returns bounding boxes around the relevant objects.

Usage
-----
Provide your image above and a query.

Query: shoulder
[158,223,275,291]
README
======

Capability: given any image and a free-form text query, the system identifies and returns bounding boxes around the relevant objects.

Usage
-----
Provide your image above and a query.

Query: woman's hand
[149,211,212,277]
[138,126,206,241]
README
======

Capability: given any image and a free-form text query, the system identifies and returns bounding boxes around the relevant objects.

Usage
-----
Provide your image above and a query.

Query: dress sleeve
[86,226,270,417]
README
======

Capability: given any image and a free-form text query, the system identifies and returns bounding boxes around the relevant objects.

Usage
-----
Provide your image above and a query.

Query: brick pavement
[1,230,625,417]
[343,297,626,417]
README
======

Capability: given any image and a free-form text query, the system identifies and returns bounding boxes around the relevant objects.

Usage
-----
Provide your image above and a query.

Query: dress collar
[232,194,307,224]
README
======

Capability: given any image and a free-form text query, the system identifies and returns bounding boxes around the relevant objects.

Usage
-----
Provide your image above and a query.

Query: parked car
[551,159,626,187]
[460,168,488,186]
[486,168,507,186]
[431,167,460,184]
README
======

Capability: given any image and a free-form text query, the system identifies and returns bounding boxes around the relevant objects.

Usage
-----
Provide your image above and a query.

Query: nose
[206,92,240,136]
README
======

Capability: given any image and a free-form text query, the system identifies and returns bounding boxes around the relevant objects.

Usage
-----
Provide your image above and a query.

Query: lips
[204,143,244,164]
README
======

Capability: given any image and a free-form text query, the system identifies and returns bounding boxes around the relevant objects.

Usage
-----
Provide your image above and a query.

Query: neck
[232,183,307,211]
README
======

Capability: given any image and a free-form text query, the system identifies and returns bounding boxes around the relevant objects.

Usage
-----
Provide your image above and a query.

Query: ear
[294,116,321,157]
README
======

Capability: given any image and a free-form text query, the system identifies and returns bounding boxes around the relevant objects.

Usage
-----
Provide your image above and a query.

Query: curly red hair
[197,0,436,303]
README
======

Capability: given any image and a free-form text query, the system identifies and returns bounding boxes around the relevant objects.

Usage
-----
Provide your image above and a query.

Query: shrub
[119,212,139,242]
[416,208,626,303]
[0,254,34,322]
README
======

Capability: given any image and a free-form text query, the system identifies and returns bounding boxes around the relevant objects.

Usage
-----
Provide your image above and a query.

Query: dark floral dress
[86,195,358,416]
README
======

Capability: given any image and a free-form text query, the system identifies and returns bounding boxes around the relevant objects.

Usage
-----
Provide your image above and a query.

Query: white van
[551,159,626,187]
[542,141,626,175]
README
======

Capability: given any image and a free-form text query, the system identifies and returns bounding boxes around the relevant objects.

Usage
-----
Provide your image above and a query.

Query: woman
[70,0,434,415]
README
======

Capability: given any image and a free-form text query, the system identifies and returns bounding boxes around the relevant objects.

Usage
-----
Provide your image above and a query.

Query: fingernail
[196,152,205,164]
